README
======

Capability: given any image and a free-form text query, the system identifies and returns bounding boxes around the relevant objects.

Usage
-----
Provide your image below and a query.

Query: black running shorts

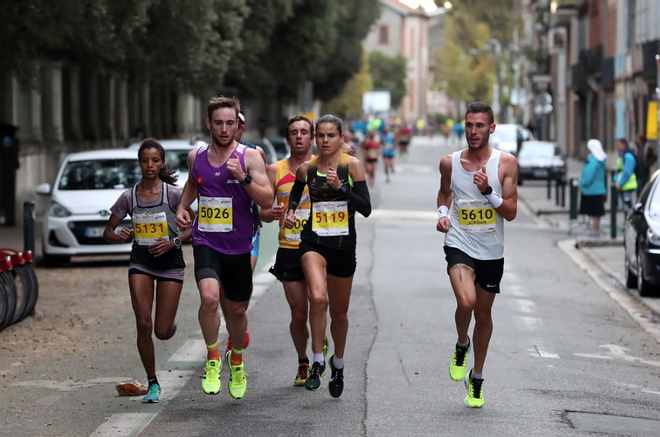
[443,246,504,293]
[193,244,253,302]
[270,248,305,282]
[299,240,356,278]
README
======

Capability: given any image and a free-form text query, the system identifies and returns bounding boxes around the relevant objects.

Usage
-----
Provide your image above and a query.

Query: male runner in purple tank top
[176,96,272,399]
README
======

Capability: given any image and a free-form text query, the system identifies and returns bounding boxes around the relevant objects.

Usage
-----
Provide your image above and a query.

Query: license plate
[84,227,105,238]
[533,169,549,178]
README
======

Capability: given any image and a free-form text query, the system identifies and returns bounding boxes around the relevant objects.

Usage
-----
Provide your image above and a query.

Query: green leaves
[368,51,407,108]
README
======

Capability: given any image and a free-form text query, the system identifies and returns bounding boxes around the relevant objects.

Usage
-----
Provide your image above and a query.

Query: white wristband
[438,205,449,220]
[485,192,503,208]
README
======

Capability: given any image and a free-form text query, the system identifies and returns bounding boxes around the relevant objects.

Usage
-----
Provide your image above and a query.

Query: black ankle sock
[148,376,159,387]
[298,357,309,365]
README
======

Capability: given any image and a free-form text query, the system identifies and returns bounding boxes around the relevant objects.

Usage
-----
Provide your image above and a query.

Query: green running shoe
[142,383,160,403]
[304,361,325,391]
[322,335,329,377]
[464,370,484,408]
[294,363,310,387]
[202,359,221,394]
[449,337,470,381]
[327,355,344,398]
[226,350,247,399]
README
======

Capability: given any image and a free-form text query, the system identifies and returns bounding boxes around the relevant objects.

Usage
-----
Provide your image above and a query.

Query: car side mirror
[35,183,51,195]
[633,202,644,214]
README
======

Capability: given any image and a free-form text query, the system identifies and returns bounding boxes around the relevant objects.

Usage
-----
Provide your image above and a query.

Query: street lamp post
[489,38,505,123]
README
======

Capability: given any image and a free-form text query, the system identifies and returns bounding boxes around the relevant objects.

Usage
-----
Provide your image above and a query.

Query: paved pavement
[1,146,658,327]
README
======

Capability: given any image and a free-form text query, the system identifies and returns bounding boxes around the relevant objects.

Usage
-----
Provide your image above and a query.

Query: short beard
[212,134,234,148]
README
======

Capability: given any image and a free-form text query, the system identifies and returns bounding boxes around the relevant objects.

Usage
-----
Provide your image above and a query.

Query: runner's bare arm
[259,162,280,223]
[437,154,453,233]
[103,214,134,244]
[496,153,518,221]
[243,147,274,210]
[284,163,308,228]
[175,149,199,229]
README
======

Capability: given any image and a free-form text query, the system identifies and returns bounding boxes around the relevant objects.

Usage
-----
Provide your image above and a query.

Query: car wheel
[41,246,70,267]
[625,254,638,288]
[637,249,654,297]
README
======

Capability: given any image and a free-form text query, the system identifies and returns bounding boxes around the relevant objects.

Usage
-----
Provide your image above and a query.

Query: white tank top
[444,149,505,260]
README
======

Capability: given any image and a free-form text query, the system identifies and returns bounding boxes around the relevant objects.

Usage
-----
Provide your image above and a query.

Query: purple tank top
[191,143,253,255]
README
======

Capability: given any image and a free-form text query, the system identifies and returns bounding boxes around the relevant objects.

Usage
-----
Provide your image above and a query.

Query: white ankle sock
[332,356,344,369]
[313,353,324,365]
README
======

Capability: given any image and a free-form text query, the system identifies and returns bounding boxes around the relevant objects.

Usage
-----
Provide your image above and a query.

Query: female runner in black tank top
[285,115,371,397]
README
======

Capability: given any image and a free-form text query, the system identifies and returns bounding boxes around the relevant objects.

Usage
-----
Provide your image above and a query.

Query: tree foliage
[433,14,494,103]
[323,50,373,117]
[0,0,378,100]
[368,51,407,108]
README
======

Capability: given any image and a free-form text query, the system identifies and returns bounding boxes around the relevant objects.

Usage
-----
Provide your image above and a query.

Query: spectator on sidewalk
[614,138,638,217]
[634,133,657,195]
[579,139,607,237]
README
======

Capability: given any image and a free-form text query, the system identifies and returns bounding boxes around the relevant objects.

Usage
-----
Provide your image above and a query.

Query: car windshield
[164,150,190,173]
[519,144,556,158]
[58,159,141,190]
[267,137,290,160]
[490,126,517,143]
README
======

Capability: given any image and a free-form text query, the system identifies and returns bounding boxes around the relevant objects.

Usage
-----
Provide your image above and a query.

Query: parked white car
[35,149,142,265]
[489,124,534,156]
[126,139,206,190]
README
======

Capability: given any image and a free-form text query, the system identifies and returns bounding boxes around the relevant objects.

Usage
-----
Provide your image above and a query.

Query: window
[378,25,389,45]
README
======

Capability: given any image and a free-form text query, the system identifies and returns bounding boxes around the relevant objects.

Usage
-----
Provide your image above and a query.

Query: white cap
[238,113,245,124]
[587,139,607,161]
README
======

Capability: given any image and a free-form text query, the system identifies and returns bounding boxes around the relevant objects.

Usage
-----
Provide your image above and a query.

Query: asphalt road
[1,135,660,436]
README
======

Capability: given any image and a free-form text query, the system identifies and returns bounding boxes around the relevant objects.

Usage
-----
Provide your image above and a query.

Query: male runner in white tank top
[436,102,518,408]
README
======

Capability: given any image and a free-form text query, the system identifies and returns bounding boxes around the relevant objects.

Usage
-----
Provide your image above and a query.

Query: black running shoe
[304,361,325,391]
[328,355,344,398]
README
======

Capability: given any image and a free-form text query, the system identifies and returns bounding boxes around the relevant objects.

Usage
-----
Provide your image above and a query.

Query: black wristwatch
[481,186,493,196]
[240,173,252,186]
[339,184,350,194]
[173,237,182,248]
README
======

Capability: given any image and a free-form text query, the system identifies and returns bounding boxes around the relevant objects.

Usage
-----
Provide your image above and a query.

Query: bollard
[555,176,560,206]
[561,177,566,207]
[610,185,618,239]
[569,178,579,220]
[547,174,552,200]
[23,201,35,256]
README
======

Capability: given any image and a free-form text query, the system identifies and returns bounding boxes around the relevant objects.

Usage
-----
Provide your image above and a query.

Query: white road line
[558,239,660,345]
[156,370,194,401]
[90,413,157,436]
[513,315,542,331]
[253,272,273,284]
[528,344,560,359]
[506,284,528,297]
[168,339,207,362]
[510,298,536,313]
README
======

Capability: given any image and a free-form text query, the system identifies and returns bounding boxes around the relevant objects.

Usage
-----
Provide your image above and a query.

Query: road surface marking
[513,315,542,331]
[90,413,157,436]
[574,344,660,366]
[168,339,207,362]
[510,298,536,313]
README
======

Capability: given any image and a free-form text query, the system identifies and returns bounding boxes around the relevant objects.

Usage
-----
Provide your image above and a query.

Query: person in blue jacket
[614,138,638,217]
[579,139,607,237]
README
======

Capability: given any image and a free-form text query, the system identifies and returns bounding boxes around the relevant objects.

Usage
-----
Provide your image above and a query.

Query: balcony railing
[601,57,614,88]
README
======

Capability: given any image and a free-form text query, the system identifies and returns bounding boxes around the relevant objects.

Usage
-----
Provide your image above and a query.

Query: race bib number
[457,199,496,232]
[285,209,310,242]
[312,201,349,236]
[198,196,232,232]
[367,150,378,159]
[133,211,169,245]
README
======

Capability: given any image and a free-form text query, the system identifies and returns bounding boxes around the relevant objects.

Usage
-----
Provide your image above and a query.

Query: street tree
[323,50,373,118]
[368,51,407,108]
[433,12,494,104]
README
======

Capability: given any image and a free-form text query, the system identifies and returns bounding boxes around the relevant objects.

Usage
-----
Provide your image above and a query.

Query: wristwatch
[240,173,252,186]
[481,186,493,196]
[339,184,350,194]
[173,237,182,248]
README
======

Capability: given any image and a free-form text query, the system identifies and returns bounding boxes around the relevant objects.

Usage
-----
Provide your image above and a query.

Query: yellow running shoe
[226,350,247,399]
[294,363,310,387]
[449,337,470,381]
[464,370,484,408]
[202,360,221,394]
[322,335,329,377]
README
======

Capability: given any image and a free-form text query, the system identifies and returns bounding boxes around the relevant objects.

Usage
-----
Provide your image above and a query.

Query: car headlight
[647,228,660,246]
[48,201,72,218]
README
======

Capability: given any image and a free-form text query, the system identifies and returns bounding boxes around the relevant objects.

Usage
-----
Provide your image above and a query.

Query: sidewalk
[516,158,660,320]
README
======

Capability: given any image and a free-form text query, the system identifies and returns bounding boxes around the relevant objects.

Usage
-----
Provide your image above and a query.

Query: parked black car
[516,141,567,185]
[624,169,660,296]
